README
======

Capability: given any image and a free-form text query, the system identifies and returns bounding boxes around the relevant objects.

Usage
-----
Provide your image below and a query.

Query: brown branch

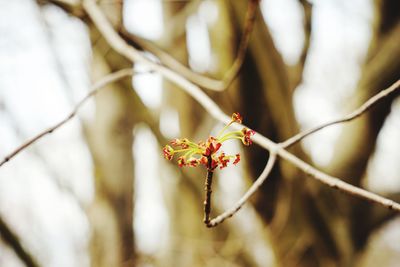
[280,79,400,148]
[203,155,214,226]
[121,0,259,91]
[0,216,39,267]
[81,0,400,215]
[0,68,140,168]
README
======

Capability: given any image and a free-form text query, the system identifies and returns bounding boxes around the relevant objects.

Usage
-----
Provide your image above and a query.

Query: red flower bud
[163,112,251,170]
[163,145,174,160]
[218,153,230,169]
[233,153,241,165]
[231,112,243,123]
[204,136,221,156]
[210,157,219,170]
[171,138,189,149]
[177,156,186,167]
[199,156,208,166]
[187,157,199,167]
[241,128,255,146]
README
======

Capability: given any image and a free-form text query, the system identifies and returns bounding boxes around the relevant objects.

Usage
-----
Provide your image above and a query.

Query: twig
[83,0,400,214]
[276,148,400,211]
[0,216,40,267]
[0,68,136,168]
[206,153,277,228]
[121,0,259,91]
[203,155,214,225]
[280,79,400,148]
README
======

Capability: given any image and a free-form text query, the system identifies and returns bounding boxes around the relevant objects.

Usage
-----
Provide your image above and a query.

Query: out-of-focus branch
[290,0,312,88]
[121,0,259,91]
[298,0,312,68]
[0,216,39,267]
[82,0,400,214]
[277,148,400,211]
[41,0,79,6]
[39,0,84,17]
[83,0,232,123]
[280,79,400,148]
[160,0,202,43]
[0,68,139,168]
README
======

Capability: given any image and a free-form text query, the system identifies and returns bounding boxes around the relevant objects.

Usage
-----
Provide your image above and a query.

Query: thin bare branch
[280,79,400,148]
[206,153,277,228]
[0,216,39,267]
[276,148,400,211]
[121,0,259,91]
[0,68,136,168]
[83,0,400,214]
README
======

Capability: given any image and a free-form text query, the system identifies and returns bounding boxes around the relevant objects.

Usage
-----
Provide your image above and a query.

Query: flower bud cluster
[162,113,255,170]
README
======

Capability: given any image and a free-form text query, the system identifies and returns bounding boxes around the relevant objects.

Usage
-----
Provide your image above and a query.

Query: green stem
[174,148,191,153]
[219,134,243,143]
[216,122,234,138]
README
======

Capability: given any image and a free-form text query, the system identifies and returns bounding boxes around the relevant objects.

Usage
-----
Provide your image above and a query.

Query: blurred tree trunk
[83,2,137,266]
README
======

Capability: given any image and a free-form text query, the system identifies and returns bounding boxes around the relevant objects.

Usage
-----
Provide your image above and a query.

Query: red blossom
[210,157,219,170]
[241,128,255,146]
[218,153,230,169]
[209,136,221,150]
[163,145,174,160]
[231,112,243,123]
[171,138,189,149]
[170,139,179,146]
[198,141,206,149]
[199,156,208,166]
[177,156,186,167]
[204,136,222,156]
[187,158,199,167]
[163,112,252,170]
[233,154,241,165]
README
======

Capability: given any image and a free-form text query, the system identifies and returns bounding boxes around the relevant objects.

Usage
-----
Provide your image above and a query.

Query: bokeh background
[0,0,399,266]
